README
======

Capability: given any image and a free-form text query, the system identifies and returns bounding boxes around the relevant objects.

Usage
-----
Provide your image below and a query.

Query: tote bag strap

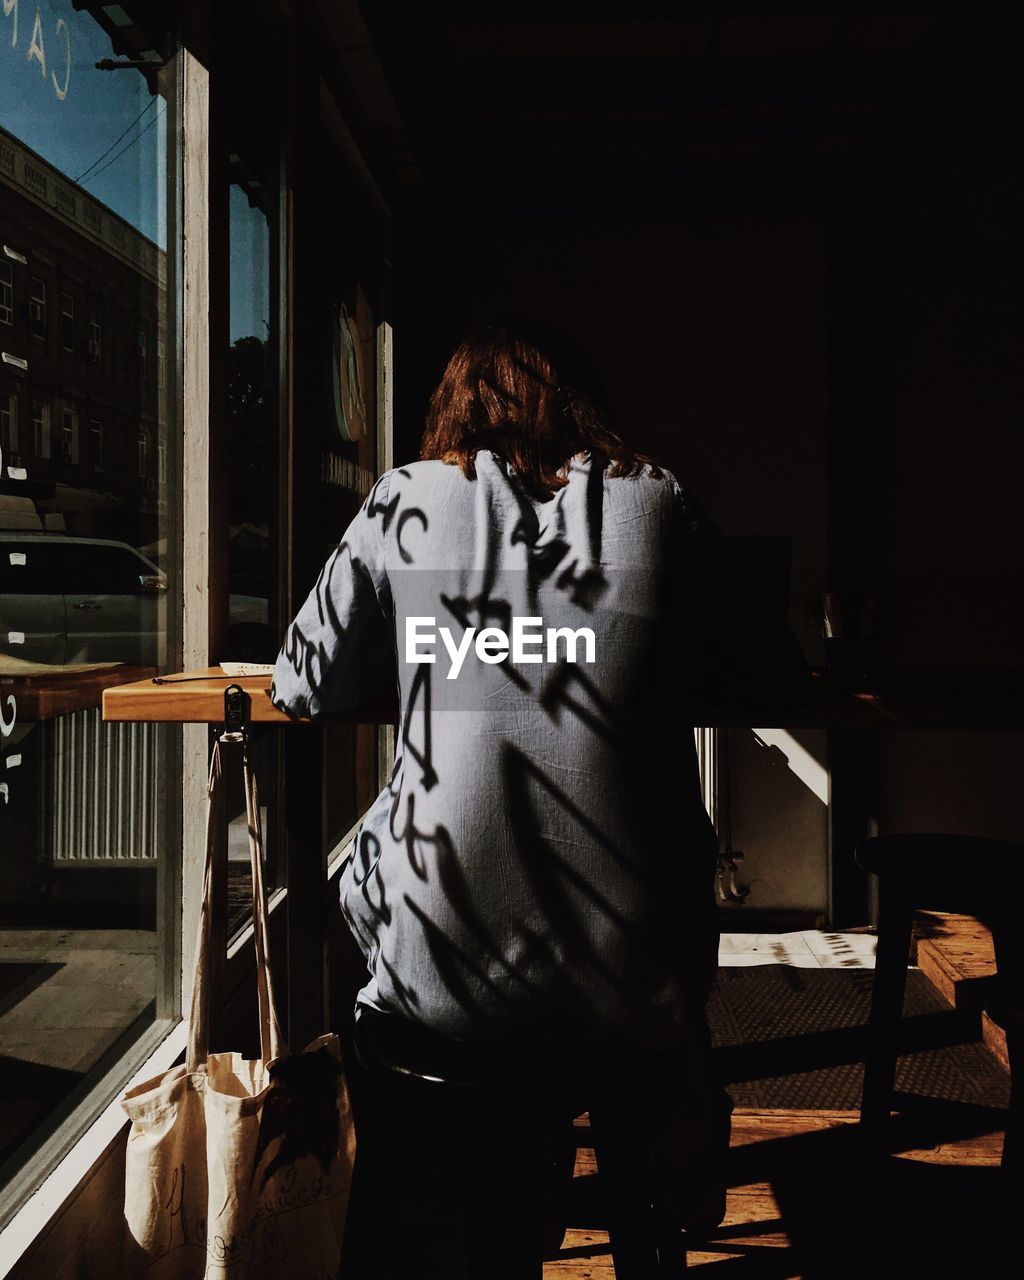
[185,738,288,1073]
[185,738,223,1073]
[241,742,287,1065]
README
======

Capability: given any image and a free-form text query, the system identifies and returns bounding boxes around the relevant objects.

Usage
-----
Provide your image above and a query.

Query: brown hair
[419,321,662,499]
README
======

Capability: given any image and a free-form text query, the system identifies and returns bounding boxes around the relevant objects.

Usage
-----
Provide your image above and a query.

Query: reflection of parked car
[0,533,165,666]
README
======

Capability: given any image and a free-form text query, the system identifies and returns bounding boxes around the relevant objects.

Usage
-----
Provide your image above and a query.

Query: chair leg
[541,1117,578,1257]
[861,886,915,1138]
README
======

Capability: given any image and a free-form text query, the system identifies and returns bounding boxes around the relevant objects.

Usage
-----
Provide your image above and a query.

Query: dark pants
[338,1020,730,1279]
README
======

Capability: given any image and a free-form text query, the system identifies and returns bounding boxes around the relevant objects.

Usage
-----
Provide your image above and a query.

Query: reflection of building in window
[114,319,127,379]
[1,391,19,452]
[138,432,148,478]
[60,404,79,465]
[0,261,12,325]
[60,291,75,352]
[90,419,103,471]
[29,276,46,338]
[89,311,102,362]
[33,398,51,458]
[1,124,169,535]
[157,441,166,484]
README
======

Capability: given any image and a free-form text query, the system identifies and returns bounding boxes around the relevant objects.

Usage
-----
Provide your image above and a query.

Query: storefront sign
[3,2,72,102]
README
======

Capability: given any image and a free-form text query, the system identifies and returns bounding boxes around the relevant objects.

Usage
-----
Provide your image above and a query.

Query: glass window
[32,398,50,459]
[137,431,148,478]
[0,543,66,595]
[0,541,149,596]
[29,276,46,339]
[60,290,74,351]
[137,326,147,383]
[0,2,181,1229]
[0,390,18,453]
[59,403,79,465]
[0,261,12,324]
[88,310,101,362]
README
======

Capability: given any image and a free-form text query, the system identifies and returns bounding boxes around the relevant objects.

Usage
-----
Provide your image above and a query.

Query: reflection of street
[0,928,155,1168]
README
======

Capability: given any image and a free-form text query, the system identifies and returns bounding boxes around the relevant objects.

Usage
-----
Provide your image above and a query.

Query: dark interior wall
[881,40,1024,675]
[395,209,831,913]
[878,35,1024,842]
[385,15,1024,912]
[398,212,829,656]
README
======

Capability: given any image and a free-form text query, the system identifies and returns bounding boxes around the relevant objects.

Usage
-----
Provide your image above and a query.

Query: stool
[338,1008,688,1279]
[854,833,1023,1173]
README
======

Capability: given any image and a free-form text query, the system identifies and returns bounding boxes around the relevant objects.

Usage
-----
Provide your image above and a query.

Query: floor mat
[708,964,1010,1110]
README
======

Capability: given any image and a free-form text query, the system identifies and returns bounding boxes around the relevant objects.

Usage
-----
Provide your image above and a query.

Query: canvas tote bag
[120,738,356,1279]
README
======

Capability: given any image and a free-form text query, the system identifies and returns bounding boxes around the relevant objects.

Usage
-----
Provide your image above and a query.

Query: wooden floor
[545,1105,1007,1277]
[358,926,1012,1278]
[915,910,1009,1070]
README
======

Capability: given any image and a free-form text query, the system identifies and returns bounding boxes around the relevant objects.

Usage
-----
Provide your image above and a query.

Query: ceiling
[328,2,1022,214]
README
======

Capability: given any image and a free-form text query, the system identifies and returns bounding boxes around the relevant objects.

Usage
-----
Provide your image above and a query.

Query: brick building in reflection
[0,123,168,549]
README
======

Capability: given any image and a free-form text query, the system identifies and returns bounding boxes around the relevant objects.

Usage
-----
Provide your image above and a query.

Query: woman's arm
[270,471,396,719]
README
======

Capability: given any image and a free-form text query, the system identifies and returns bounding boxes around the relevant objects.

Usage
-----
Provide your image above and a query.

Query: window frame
[0,261,13,325]
[0,29,188,1262]
[0,17,397,1270]
[0,390,18,454]
[88,310,102,361]
[89,418,103,471]
[28,275,46,338]
[59,290,75,352]
[32,397,51,459]
[59,401,79,465]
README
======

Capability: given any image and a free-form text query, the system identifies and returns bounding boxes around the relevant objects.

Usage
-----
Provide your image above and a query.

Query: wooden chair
[338,1007,688,1279]
[854,833,1023,1173]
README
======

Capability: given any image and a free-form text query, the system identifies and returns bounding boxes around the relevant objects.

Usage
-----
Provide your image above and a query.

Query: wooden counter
[2,663,158,721]
[99,666,1024,729]
[102,668,286,724]
[101,667,399,725]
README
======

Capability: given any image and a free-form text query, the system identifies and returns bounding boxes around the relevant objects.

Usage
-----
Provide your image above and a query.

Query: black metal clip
[220,683,251,744]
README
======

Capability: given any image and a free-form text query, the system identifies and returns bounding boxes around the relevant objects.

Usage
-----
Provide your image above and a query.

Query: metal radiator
[51,706,160,864]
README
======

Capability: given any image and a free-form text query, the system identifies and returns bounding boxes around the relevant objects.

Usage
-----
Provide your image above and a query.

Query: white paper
[220,662,275,677]
[7,632,25,645]
[8,552,26,566]
[6,466,27,480]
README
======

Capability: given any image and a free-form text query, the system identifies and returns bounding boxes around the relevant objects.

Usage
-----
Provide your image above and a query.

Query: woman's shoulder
[595,454,685,505]
[378,457,471,493]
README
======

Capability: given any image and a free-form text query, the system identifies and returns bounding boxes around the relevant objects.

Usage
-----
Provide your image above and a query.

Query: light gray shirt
[271,449,721,1049]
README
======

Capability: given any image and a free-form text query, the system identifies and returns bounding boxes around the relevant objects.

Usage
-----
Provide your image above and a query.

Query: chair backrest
[854,833,1024,918]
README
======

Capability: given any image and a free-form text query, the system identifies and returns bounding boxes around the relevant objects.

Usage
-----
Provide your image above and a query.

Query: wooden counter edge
[101,669,399,725]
